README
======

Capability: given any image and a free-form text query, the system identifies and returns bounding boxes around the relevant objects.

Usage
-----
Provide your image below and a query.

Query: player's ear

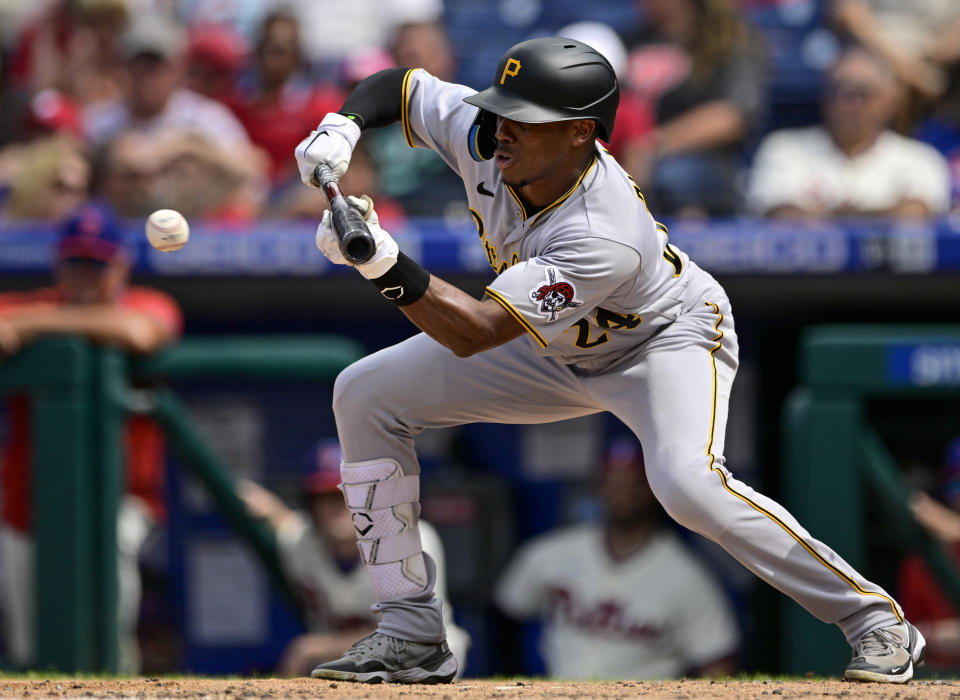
[570,119,596,147]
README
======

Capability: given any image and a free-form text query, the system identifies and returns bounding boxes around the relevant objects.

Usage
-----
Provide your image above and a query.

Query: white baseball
[146,209,190,252]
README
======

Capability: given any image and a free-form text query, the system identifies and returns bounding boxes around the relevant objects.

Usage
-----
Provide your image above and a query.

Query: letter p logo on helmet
[499,58,522,85]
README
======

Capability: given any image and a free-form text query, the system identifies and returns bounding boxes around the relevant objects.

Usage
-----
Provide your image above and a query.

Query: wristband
[369,252,430,306]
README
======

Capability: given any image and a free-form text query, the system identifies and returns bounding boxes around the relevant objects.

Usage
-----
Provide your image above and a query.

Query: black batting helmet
[463,37,619,160]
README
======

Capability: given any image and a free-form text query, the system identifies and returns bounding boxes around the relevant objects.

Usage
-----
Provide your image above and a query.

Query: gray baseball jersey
[331,68,906,649]
[403,69,689,371]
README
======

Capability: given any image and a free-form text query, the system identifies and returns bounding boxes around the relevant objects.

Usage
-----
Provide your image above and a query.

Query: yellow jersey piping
[400,69,420,148]
[503,156,597,225]
[505,184,527,220]
[484,287,548,348]
[531,156,597,226]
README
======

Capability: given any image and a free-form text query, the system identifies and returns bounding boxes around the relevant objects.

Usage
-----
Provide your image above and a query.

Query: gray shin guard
[340,458,429,599]
[340,458,445,642]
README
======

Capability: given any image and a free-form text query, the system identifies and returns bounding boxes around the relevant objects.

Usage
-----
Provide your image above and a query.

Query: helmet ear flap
[467,108,498,161]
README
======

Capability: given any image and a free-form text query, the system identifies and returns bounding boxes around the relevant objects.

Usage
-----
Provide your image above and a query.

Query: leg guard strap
[342,474,419,510]
[357,526,422,564]
[341,457,428,599]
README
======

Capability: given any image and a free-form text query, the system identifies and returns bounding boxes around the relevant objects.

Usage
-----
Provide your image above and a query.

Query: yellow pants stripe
[702,302,902,622]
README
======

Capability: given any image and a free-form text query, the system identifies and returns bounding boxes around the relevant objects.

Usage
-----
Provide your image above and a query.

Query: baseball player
[294,37,924,684]
[496,437,740,679]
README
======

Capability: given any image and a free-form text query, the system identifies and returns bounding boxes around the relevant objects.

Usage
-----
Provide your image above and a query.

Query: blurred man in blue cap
[240,438,469,677]
[0,202,181,671]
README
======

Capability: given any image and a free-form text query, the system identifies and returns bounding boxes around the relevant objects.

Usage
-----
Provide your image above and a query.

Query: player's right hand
[316,194,399,279]
[294,113,362,187]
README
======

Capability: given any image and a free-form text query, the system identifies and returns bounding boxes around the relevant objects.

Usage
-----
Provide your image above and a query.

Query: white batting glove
[295,113,362,186]
[316,195,399,279]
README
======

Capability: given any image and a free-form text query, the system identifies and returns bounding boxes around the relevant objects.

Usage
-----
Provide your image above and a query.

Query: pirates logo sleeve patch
[529,267,582,321]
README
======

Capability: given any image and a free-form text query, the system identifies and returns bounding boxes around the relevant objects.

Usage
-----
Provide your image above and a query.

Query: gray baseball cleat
[844,621,926,683]
[310,632,457,684]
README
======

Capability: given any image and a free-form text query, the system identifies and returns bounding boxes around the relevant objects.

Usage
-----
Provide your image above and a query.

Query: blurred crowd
[0,0,959,229]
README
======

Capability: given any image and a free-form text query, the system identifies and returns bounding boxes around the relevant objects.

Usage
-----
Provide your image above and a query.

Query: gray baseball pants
[332,277,903,646]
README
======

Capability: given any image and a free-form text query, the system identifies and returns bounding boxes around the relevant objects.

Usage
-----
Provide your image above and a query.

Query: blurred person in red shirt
[0,203,182,671]
[184,24,248,105]
[228,9,343,187]
[6,0,129,106]
[898,437,960,670]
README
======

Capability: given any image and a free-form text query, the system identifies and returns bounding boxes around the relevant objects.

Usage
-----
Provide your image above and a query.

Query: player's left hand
[316,195,399,279]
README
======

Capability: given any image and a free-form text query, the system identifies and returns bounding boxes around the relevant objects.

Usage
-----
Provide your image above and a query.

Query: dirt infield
[0,678,955,700]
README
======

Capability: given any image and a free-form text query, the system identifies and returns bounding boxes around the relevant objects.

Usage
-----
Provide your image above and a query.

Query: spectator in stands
[91,127,267,223]
[82,13,251,153]
[1,36,87,211]
[831,0,960,126]
[229,9,343,188]
[91,129,163,218]
[898,437,960,670]
[150,129,268,223]
[833,1,960,212]
[183,24,248,104]
[284,0,443,79]
[620,0,768,216]
[175,0,269,49]
[363,19,469,219]
[239,438,469,677]
[495,437,740,680]
[746,47,951,219]
[6,0,129,107]
[2,136,90,221]
[0,203,182,672]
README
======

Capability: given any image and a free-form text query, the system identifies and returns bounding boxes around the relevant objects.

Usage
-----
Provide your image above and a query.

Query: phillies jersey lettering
[495,526,740,680]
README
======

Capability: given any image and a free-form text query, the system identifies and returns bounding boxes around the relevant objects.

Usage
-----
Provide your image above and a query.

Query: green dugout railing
[782,325,960,675]
[0,335,363,672]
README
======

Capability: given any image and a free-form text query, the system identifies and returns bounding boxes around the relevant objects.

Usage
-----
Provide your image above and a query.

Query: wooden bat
[313,163,376,264]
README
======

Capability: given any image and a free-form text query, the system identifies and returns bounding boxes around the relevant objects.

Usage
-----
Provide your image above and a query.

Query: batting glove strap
[369,252,430,306]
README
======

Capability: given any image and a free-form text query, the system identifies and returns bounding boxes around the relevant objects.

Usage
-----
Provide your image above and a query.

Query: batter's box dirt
[0,678,956,700]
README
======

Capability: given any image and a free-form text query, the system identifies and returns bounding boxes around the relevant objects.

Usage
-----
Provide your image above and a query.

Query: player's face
[493,117,593,194]
[56,257,128,305]
[310,492,356,546]
[823,54,894,145]
[600,464,659,525]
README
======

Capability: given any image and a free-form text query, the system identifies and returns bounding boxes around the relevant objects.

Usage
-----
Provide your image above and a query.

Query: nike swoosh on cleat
[476,181,494,197]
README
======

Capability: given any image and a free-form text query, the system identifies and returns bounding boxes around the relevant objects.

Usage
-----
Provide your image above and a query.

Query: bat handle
[313,164,377,265]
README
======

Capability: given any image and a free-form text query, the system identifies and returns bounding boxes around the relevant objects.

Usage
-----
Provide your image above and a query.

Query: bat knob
[341,226,377,264]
